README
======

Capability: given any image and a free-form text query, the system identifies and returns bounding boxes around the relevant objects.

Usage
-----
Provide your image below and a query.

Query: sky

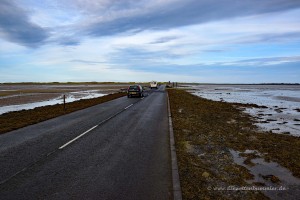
[0,0,300,83]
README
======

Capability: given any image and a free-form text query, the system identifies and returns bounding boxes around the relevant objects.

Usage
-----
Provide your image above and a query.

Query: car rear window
[129,86,139,90]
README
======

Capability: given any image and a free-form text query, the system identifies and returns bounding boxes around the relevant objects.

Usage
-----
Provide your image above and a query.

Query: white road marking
[124,104,133,110]
[1,100,142,185]
[59,125,98,149]
[141,97,144,100]
[59,102,136,150]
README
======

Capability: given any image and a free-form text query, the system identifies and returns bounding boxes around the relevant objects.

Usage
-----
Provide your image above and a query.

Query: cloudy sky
[1,0,300,83]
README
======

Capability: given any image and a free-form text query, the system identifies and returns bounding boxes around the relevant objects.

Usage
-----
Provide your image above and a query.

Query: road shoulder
[167,93,182,200]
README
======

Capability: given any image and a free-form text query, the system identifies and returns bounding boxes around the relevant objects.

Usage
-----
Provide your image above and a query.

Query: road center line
[59,103,135,150]
[59,125,98,149]
[59,102,137,150]
[1,100,141,185]
[124,104,133,110]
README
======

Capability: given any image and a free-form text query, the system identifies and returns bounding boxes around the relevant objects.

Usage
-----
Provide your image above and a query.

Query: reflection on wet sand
[230,149,300,200]
[0,84,127,115]
[184,84,300,136]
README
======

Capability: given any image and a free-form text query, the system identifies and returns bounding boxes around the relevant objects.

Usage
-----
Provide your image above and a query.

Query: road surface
[0,85,172,199]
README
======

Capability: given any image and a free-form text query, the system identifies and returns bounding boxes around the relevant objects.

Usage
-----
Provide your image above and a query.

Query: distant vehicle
[150,81,158,89]
[127,85,144,98]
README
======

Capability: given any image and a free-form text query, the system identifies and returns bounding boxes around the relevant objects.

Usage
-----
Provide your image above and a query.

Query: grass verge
[0,92,126,134]
[168,89,300,199]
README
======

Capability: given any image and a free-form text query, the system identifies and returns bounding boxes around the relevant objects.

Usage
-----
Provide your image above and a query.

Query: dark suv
[127,85,144,98]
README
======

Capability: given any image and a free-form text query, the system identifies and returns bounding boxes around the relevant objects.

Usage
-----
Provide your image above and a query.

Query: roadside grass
[0,92,126,134]
[168,89,300,199]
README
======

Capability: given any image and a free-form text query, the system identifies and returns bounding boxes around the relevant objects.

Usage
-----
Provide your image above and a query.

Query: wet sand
[0,93,61,107]
[183,84,300,137]
[0,84,127,114]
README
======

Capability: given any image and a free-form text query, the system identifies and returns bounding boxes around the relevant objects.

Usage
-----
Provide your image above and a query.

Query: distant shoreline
[0,82,131,85]
[179,83,300,85]
[1,82,299,85]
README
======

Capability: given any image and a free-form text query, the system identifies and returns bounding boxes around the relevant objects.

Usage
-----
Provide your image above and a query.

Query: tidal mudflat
[184,84,300,137]
[0,83,127,115]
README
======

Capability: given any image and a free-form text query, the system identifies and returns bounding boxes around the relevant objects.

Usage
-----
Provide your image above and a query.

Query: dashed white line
[59,102,137,150]
[59,125,98,150]
[1,101,140,185]
[59,103,135,150]
[124,104,133,110]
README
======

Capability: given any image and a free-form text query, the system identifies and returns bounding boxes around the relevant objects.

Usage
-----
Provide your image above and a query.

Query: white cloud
[1,1,300,82]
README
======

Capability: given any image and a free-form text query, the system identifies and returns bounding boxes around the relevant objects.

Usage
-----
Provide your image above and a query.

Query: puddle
[230,149,300,199]
[0,93,106,115]
[246,107,300,137]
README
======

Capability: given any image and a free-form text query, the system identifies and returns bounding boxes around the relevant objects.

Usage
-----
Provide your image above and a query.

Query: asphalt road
[0,85,172,199]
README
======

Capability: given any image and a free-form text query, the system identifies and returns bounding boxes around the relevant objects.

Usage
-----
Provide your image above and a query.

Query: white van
[150,81,158,89]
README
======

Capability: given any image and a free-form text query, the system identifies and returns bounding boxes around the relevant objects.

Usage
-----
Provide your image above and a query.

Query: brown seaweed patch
[261,175,281,184]
[294,108,300,112]
[277,122,288,125]
[233,102,268,109]
[274,109,283,113]
[168,89,300,199]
